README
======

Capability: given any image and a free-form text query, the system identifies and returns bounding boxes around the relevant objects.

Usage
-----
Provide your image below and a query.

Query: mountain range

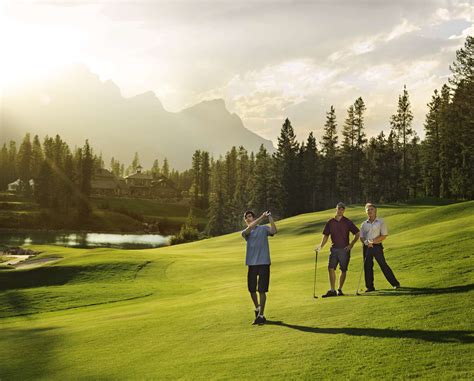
[0,65,274,170]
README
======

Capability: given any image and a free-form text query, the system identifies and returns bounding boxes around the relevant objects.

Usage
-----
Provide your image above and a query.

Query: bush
[170,210,200,244]
[170,224,200,245]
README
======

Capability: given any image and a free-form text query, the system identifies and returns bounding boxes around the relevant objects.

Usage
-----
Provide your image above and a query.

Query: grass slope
[0,202,472,380]
[0,192,207,232]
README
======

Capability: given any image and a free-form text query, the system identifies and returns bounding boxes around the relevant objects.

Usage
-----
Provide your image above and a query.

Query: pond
[0,231,171,249]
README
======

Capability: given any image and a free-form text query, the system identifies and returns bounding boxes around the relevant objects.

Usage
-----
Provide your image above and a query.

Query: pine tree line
[1,134,99,219]
[1,36,471,236]
[204,36,473,236]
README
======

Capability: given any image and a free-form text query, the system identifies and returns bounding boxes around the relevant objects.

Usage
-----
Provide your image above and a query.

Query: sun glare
[0,8,86,92]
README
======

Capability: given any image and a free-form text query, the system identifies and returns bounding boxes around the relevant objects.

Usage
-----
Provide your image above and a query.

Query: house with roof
[7,179,35,192]
[125,166,180,199]
[91,168,128,196]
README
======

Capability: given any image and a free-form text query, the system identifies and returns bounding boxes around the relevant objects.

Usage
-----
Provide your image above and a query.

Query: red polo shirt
[323,216,359,249]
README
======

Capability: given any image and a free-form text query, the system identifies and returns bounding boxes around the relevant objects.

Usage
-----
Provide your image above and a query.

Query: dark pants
[363,244,399,289]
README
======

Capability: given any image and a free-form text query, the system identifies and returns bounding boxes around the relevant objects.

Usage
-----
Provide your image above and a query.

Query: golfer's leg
[248,266,259,308]
[259,292,266,315]
[374,248,399,286]
[339,271,347,289]
[257,265,270,315]
[250,292,259,308]
[329,268,336,290]
[328,248,337,290]
[338,250,350,290]
[364,247,375,289]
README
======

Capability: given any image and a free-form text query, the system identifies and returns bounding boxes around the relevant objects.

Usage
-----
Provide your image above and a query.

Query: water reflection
[0,232,170,249]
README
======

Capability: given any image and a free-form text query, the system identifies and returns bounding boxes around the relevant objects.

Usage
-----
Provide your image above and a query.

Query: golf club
[313,248,319,298]
[355,252,368,295]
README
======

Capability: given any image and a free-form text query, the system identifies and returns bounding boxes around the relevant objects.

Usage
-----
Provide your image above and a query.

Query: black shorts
[328,247,351,272]
[247,265,270,293]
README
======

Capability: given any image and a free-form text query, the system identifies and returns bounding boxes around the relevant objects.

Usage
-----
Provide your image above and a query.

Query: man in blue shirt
[242,210,277,325]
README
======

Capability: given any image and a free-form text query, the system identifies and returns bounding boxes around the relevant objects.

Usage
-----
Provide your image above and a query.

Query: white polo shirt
[360,218,388,241]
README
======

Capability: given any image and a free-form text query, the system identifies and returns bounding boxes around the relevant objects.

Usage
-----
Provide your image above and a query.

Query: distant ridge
[1,64,274,170]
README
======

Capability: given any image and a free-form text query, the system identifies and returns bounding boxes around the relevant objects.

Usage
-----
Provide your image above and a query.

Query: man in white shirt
[360,203,400,292]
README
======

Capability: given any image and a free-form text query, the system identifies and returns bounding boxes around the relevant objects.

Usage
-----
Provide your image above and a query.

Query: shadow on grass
[366,284,474,297]
[0,263,144,291]
[0,326,62,378]
[265,321,473,343]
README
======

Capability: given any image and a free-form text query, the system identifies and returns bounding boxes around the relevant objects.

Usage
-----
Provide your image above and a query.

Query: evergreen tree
[422,89,442,197]
[110,157,123,177]
[353,97,367,200]
[77,140,94,220]
[199,151,211,209]
[0,144,9,190]
[390,85,414,199]
[302,132,320,211]
[17,133,33,194]
[162,158,170,178]
[191,150,201,207]
[274,118,300,217]
[225,147,238,203]
[338,105,356,203]
[250,145,271,214]
[231,146,251,226]
[448,36,474,198]
[438,85,454,198]
[321,106,339,208]
[30,135,43,180]
[408,135,423,199]
[385,131,402,202]
[207,160,232,236]
[151,159,160,179]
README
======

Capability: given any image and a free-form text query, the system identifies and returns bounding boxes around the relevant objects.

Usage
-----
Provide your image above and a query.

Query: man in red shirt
[315,202,360,297]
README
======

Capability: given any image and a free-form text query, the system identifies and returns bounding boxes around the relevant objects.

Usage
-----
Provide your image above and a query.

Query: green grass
[0,202,472,379]
[0,192,207,232]
[92,196,206,219]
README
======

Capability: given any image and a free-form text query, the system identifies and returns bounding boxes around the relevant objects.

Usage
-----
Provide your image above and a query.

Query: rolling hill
[0,201,472,379]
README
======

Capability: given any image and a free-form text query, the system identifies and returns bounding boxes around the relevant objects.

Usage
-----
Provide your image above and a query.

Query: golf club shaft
[356,250,367,294]
[313,250,318,298]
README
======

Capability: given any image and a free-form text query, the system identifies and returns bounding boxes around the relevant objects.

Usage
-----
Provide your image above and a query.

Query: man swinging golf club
[315,202,360,297]
[360,203,400,292]
[242,210,277,325]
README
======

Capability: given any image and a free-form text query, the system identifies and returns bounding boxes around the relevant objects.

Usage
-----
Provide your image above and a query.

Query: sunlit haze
[1,0,472,143]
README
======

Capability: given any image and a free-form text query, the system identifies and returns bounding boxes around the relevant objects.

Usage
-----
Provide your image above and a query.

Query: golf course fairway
[1,202,473,380]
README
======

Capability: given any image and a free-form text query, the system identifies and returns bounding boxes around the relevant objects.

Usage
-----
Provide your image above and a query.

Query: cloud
[430,3,474,25]
[449,25,474,39]
[2,0,472,146]
[385,19,421,41]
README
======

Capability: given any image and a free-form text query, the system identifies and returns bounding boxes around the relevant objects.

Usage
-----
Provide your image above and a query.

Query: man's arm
[359,223,365,244]
[367,220,388,247]
[316,234,329,252]
[268,214,277,235]
[243,212,267,235]
[345,232,360,251]
[371,235,387,244]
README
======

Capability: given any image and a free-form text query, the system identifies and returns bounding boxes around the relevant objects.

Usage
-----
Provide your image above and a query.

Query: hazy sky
[1,0,472,145]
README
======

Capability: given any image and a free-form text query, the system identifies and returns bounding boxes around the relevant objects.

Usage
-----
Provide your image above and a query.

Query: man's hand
[344,245,352,252]
[315,245,322,253]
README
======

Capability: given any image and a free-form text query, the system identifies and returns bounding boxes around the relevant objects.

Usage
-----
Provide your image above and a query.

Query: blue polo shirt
[241,225,273,266]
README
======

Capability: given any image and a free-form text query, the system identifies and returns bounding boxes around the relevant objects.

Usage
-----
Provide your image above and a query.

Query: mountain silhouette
[1,64,274,170]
